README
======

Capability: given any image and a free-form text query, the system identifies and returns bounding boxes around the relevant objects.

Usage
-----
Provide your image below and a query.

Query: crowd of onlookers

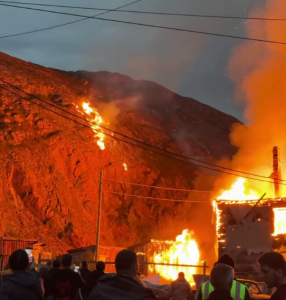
[0,249,285,300]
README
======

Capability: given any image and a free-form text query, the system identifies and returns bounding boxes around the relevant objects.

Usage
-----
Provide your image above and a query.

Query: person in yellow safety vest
[198,254,250,300]
[206,264,234,300]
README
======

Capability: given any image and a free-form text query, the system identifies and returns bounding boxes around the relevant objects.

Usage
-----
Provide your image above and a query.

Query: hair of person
[47,260,52,267]
[115,249,137,272]
[96,261,105,272]
[210,264,234,291]
[217,254,235,269]
[53,259,61,269]
[178,272,185,278]
[258,252,286,275]
[62,254,72,267]
[9,249,29,271]
[82,261,87,268]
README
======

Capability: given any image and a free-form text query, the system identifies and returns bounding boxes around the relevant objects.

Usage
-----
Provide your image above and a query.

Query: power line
[0,1,285,21]
[103,178,212,192]
[0,0,143,39]
[1,3,286,45]
[1,79,284,184]
[103,190,210,202]
[1,80,285,185]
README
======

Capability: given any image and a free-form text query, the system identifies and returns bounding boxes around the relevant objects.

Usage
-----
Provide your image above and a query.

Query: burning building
[214,176,286,280]
[128,230,204,286]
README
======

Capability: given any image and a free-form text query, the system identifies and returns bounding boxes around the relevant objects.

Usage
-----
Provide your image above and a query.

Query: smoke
[227,0,286,197]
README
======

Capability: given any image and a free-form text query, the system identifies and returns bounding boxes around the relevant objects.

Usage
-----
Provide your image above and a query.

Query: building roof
[67,245,123,254]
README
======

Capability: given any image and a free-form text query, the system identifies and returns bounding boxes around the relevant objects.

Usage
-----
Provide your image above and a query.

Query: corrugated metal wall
[0,238,37,270]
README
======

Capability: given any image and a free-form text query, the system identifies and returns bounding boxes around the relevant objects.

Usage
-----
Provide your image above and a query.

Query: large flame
[77,102,105,150]
[216,178,260,201]
[151,230,200,286]
[273,207,286,236]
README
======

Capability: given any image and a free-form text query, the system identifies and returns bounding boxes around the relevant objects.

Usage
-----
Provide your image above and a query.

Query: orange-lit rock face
[150,230,200,286]
[0,52,239,253]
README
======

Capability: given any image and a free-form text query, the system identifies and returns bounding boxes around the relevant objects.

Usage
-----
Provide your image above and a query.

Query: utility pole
[95,168,103,262]
[94,162,112,262]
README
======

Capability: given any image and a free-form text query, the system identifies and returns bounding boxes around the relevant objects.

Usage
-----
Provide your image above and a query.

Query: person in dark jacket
[79,261,91,299]
[88,249,157,300]
[86,261,105,297]
[0,249,44,300]
[258,252,286,300]
[206,264,234,300]
[48,254,85,300]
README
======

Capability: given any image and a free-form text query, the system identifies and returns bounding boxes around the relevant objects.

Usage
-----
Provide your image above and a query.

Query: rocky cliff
[0,52,239,254]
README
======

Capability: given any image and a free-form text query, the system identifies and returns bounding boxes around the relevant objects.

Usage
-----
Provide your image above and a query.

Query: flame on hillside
[75,102,105,150]
[150,230,200,286]
[123,163,128,171]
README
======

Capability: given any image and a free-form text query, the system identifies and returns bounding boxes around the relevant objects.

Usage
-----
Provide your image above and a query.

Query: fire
[216,178,259,202]
[273,207,286,236]
[123,163,127,171]
[77,102,105,150]
[151,230,200,286]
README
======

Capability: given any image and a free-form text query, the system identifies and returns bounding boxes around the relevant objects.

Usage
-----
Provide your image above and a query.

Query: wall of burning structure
[215,199,286,280]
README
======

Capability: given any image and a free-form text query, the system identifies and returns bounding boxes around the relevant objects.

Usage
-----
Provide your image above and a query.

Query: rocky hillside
[0,52,239,254]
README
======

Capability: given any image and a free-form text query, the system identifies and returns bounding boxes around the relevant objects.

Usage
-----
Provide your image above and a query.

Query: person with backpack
[48,254,85,300]
[0,249,44,300]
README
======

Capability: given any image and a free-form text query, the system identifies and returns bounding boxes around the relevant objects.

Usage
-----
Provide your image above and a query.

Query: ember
[123,163,128,171]
[150,230,200,286]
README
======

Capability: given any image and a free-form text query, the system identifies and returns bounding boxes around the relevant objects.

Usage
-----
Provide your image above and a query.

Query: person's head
[96,261,105,272]
[217,254,235,269]
[46,260,52,268]
[82,261,88,269]
[210,264,234,291]
[52,259,61,269]
[178,272,185,279]
[258,252,286,289]
[115,249,138,277]
[62,254,72,269]
[9,249,29,272]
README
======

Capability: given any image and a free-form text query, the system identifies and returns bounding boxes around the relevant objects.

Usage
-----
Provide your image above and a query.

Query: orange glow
[217,178,260,202]
[123,163,128,171]
[150,230,200,286]
[80,102,105,150]
[273,207,286,236]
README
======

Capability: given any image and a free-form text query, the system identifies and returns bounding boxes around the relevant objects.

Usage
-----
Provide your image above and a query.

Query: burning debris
[123,163,128,171]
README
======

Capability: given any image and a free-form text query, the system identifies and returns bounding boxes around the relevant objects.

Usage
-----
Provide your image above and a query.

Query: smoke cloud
[227,0,286,197]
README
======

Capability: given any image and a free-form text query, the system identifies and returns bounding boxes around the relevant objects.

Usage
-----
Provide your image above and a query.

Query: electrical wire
[1,3,286,45]
[1,83,286,186]
[103,178,212,192]
[1,78,285,184]
[103,190,210,202]
[0,0,143,39]
[0,1,285,21]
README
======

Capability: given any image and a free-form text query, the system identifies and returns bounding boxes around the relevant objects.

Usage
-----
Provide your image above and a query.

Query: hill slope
[0,52,239,253]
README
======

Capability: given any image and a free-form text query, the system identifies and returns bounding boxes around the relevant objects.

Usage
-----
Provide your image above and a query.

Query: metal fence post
[203,261,207,275]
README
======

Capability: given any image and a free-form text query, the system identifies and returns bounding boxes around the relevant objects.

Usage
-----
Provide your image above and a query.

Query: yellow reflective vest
[201,280,246,300]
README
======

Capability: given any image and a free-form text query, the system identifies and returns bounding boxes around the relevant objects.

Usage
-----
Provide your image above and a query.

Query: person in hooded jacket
[88,249,157,300]
[0,249,44,300]
[206,264,234,300]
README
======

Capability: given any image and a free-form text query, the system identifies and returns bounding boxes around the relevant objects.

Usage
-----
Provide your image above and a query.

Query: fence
[38,255,209,276]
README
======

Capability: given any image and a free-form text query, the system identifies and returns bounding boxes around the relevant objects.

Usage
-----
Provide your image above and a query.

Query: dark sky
[0,0,265,121]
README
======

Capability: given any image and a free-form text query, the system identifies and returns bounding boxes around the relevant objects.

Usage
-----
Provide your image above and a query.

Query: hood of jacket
[0,270,43,299]
[88,274,156,300]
